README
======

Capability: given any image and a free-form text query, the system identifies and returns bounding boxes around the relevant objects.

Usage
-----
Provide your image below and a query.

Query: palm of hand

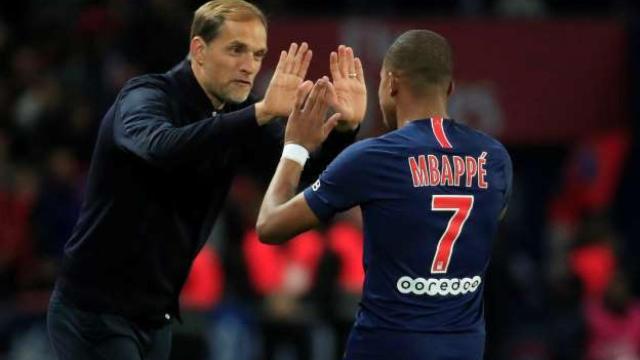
[262,42,313,119]
[328,45,367,130]
[333,77,366,124]
[265,72,304,117]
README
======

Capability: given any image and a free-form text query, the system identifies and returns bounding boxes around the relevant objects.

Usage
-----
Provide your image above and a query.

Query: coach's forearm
[256,158,304,243]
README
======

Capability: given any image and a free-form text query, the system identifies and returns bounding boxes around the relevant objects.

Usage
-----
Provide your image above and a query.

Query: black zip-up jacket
[56,59,356,326]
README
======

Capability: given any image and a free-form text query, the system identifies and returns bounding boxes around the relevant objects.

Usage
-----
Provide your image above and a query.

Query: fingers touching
[286,78,342,150]
[293,80,314,112]
[303,78,323,113]
[296,77,335,119]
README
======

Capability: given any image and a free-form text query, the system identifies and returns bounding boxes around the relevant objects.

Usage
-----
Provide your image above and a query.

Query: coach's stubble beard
[223,82,253,105]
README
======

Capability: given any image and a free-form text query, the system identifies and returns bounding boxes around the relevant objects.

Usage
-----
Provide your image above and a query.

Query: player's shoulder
[343,132,405,158]
[322,137,385,176]
[452,120,510,160]
[333,137,378,160]
[332,128,424,164]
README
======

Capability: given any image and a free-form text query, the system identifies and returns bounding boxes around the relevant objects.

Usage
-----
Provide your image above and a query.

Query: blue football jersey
[304,117,512,334]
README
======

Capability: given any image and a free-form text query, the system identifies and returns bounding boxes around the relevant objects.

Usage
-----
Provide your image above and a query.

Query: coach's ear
[190,36,207,66]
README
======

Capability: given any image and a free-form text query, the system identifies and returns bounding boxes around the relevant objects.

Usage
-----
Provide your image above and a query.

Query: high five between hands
[255,43,367,151]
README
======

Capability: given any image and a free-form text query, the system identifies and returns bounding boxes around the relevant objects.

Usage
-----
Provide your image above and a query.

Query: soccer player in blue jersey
[257,29,512,360]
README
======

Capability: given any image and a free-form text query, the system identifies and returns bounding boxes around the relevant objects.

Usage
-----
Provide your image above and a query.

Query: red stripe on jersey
[431,117,453,149]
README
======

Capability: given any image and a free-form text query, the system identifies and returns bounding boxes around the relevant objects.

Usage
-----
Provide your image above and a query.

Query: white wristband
[282,143,309,167]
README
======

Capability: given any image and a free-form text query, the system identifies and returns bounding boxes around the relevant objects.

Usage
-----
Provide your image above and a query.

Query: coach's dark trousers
[47,290,172,360]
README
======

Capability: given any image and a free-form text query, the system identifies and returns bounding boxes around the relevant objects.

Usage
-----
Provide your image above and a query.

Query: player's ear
[389,72,399,97]
[447,80,455,97]
[190,36,207,66]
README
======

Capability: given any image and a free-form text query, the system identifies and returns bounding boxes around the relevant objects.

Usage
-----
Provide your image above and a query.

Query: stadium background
[1,0,639,359]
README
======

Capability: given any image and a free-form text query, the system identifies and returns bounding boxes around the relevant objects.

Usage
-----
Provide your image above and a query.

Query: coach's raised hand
[327,45,367,131]
[285,78,341,153]
[255,42,312,125]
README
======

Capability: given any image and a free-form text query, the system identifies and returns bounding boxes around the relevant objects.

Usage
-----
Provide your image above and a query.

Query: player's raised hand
[285,77,341,153]
[327,45,367,132]
[255,42,313,125]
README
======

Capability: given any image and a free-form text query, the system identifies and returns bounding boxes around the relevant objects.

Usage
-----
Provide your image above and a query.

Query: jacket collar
[168,57,216,115]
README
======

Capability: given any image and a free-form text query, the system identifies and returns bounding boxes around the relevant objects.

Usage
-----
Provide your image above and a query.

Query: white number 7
[430,195,474,274]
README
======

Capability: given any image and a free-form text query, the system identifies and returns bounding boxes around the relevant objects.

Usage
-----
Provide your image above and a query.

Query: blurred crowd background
[2,0,640,359]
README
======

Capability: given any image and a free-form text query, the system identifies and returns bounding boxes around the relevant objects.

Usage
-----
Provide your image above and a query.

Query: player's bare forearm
[264,158,303,211]
[257,79,337,244]
[256,158,319,244]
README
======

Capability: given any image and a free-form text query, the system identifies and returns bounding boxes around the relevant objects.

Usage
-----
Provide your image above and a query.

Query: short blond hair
[190,0,267,43]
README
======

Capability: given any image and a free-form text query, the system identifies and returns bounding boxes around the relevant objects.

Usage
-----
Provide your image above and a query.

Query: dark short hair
[383,30,453,92]
[190,0,267,43]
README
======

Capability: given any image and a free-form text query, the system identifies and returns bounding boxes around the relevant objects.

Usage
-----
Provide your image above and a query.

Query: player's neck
[396,95,448,128]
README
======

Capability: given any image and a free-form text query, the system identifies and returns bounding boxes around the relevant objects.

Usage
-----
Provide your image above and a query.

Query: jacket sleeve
[305,126,359,184]
[240,120,359,187]
[113,83,260,169]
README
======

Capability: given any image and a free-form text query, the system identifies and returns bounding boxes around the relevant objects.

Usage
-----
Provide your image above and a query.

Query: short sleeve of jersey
[303,141,371,222]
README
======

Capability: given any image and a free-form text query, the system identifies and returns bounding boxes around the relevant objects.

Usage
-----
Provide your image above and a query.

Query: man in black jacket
[46,1,366,359]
